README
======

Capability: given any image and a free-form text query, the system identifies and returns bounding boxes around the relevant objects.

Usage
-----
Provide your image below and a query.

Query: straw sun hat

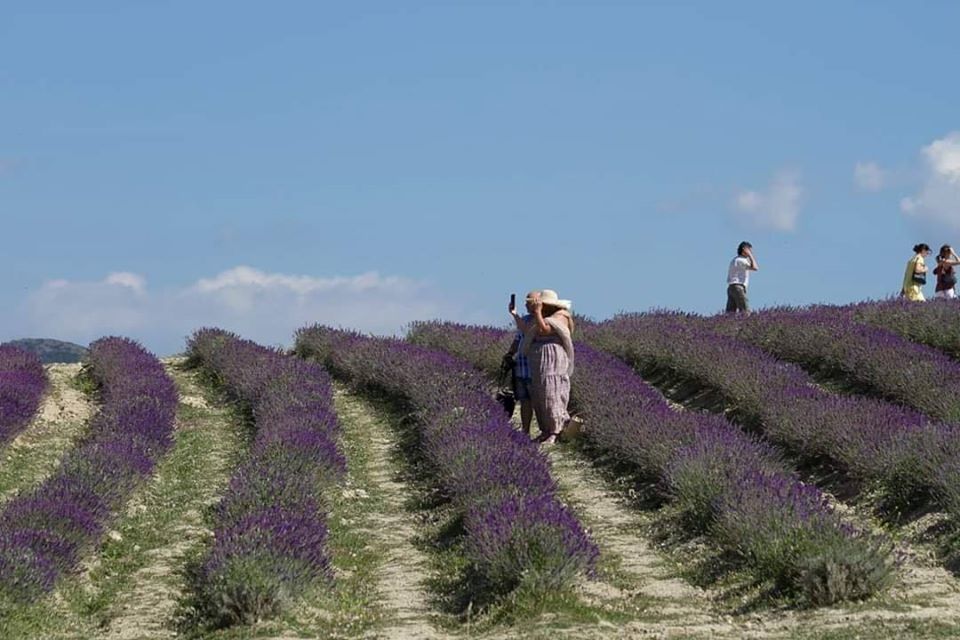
[528,289,572,310]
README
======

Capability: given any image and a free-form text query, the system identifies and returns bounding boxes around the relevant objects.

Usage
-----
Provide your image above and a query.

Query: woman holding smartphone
[512,289,575,444]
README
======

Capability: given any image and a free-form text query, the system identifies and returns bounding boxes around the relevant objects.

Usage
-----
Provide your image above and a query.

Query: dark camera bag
[495,387,516,416]
[495,365,516,416]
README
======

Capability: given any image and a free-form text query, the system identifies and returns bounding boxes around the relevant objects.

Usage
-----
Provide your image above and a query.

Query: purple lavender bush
[184,328,343,628]
[584,313,960,517]
[465,494,600,593]
[0,344,48,448]
[0,337,176,606]
[705,306,960,422]
[847,298,960,361]
[294,325,598,598]
[715,471,891,603]
[407,322,894,605]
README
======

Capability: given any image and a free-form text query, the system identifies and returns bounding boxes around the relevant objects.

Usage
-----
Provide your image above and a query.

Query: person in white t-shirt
[726,241,759,314]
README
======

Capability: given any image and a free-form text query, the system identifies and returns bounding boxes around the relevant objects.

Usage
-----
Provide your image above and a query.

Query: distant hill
[6,338,88,364]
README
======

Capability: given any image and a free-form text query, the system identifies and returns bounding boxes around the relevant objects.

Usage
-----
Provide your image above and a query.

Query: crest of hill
[6,338,88,364]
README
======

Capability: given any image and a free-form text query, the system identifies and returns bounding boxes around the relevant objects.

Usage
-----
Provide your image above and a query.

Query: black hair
[913,243,931,254]
[737,241,753,256]
[940,244,952,259]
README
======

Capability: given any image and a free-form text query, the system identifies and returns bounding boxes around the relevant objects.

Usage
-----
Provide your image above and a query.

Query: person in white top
[726,241,759,314]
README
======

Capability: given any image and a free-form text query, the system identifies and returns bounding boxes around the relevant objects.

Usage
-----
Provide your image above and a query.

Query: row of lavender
[0,338,177,605]
[0,344,47,448]
[294,326,599,598]
[407,322,893,605]
[704,305,960,423]
[185,329,345,628]
[584,314,960,518]
[848,298,960,362]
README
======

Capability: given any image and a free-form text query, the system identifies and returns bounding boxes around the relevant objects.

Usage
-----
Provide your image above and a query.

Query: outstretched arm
[511,309,531,333]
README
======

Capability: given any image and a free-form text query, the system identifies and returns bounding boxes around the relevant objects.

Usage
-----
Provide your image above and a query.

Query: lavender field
[4,302,960,639]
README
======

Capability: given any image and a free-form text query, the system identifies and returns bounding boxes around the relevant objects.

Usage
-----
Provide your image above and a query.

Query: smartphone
[509,293,516,312]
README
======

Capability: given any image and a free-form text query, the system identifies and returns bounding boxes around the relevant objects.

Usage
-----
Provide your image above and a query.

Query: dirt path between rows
[332,387,439,640]
[543,445,742,638]
[0,363,93,504]
[98,358,241,640]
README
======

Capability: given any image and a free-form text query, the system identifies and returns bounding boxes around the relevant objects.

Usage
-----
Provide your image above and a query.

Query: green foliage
[797,541,897,607]
[189,556,298,629]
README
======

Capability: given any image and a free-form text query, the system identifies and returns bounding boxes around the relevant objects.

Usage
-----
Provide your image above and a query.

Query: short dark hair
[913,243,931,254]
[737,241,753,256]
[939,244,952,259]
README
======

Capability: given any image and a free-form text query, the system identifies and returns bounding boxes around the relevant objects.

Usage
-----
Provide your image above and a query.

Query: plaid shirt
[512,315,532,379]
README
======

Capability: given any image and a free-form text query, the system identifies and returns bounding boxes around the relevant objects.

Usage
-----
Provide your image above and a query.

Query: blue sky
[3,1,960,353]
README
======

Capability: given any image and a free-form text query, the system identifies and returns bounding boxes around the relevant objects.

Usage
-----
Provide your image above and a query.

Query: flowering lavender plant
[586,313,960,517]
[714,470,891,604]
[295,325,598,597]
[408,321,894,605]
[706,306,960,423]
[0,337,176,605]
[848,297,960,361]
[0,344,48,448]
[184,329,343,628]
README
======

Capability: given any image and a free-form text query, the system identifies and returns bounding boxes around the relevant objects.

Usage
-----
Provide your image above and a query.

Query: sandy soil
[333,388,440,640]
[544,446,743,638]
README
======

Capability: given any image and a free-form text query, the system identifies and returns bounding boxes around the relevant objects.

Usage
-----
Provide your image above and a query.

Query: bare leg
[520,400,533,435]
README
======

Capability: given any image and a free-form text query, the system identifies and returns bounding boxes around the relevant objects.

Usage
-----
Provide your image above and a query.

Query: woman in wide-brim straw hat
[518,289,575,444]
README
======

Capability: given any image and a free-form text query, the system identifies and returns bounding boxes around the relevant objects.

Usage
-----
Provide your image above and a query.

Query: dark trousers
[726,284,749,313]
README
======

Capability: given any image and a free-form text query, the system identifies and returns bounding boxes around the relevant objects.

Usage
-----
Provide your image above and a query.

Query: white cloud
[105,272,147,294]
[16,266,484,355]
[732,171,803,232]
[193,266,413,296]
[854,161,886,191]
[900,132,960,228]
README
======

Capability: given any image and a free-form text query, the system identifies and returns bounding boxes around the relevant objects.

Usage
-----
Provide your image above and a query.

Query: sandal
[535,430,560,444]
